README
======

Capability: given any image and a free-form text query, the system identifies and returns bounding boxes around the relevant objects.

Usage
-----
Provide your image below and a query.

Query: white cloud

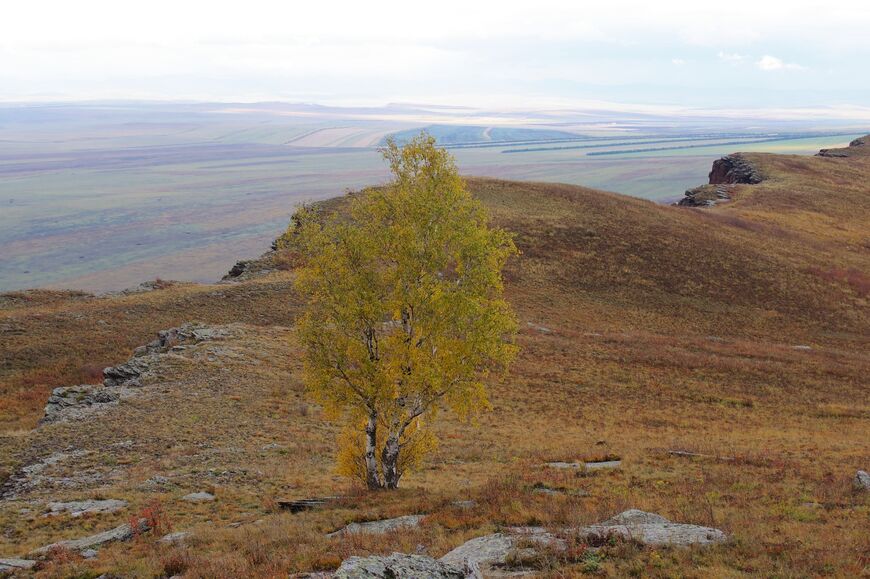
[671,58,686,65]
[756,55,806,71]
[718,51,748,64]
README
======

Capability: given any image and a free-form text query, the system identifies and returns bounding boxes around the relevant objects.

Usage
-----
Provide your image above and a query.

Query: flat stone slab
[545,460,621,470]
[335,552,463,578]
[575,509,726,547]
[45,499,127,517]
[0,558,37,572]
[182,491,216,502]
[328,514,424,537]
[31,518,149,556]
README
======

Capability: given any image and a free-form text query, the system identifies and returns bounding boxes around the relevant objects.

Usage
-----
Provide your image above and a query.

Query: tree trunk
[364,412,382,490]
[382,435,401,489]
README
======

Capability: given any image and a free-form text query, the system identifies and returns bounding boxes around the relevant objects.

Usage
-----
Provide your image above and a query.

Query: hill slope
[0,139,867,577]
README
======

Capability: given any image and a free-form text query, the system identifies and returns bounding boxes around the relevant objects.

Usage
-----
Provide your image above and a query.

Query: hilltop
[0,138,868,577]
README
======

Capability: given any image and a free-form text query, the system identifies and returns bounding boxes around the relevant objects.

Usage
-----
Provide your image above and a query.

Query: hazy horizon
[4,1,870,111]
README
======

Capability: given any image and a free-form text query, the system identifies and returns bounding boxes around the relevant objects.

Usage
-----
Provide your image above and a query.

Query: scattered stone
[45,499,127,517]
[451,500,477,509]
[854,470,870,492]
[335,552,463,579]
[525,322,553,334]
[545,460,621,471]
[328,515,423,537]
[81,549,98,559]
[576,509,726,547]
[668,450,734,461]
[439,510,724,575]
[159,531,192,545]
[278,496,342,513]
[139,475,173,491]
[31,519,150,556]
[0,449,92,500]
[0,558,37,572]
[792,345,812,351]
[182,491,215,503]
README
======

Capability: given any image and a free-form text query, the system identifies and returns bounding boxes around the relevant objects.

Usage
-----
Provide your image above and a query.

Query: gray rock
[440,527,562,577]
[45,499,127,517]
[854,470,870,491]
[182,491,216,502]
[328,514,423,537]
[159,531,192,545]
[32,519,149,555]
[41,385,120,424]
[451,500,477,509]
[81,549,98,559]
[335,553,463,578]
[576,509,726,547]
[0,558,37,572]
[439,511,724,576]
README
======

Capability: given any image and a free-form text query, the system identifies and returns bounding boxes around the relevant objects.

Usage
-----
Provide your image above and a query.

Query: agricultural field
[0,102,863,292]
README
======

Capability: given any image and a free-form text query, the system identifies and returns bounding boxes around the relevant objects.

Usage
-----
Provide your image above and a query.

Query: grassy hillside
[0,139,867,577]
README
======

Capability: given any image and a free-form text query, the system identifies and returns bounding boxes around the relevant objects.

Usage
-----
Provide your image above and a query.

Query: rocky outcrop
[708,154,763,185]
[818,135,870,158]
[335,553,464,579]
[854,470,870,491]
[40,323,229,424]
[675,153,762,208]
[328,515,423,537]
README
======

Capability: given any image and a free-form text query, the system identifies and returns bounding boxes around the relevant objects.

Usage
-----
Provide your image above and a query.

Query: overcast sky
[3,0,870,112]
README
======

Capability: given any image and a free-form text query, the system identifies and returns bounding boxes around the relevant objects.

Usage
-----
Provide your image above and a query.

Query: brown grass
[0,147,868,577]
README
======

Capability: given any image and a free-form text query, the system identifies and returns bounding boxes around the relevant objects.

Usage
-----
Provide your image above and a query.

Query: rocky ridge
[40,323,230,425]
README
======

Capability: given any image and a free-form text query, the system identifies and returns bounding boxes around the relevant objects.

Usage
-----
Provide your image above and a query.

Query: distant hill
[383,124,583,146]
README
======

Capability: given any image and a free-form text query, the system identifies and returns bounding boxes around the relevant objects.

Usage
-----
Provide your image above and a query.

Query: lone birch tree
[293,133,518,489]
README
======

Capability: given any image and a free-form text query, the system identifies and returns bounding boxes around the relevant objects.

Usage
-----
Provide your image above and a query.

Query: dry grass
[0,146,868,577]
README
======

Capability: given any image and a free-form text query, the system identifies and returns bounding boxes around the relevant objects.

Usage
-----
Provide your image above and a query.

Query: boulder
[45,499,127,517]
[576,509,726,547]
[328,515,423,537]
[335,553,463,579]
[854,470,870,492]
[440,527,563,577]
